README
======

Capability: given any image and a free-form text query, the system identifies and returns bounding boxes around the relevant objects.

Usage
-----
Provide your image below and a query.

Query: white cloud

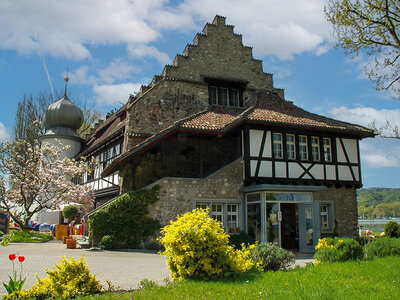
[360,138,400,168]
[329,106,400,136]
[0,122,10,141]
[0,0,162,60]
[179,0,331,59]
[128,45,171,66]
[0,0,332,61]
[93,83,142,106]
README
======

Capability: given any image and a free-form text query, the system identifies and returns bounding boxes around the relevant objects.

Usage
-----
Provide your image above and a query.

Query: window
[196,203,209,210]
[208,85,242,107]
[273,133,283,159]
[211,204,223,222]
[230,89,239,107]
[323,138,332,162]
[311,137,320,161]
[320,203,333,232]
[102,150,110,169]
[227,204,239,232]
[299,135,308,160]
[286,134,296,160]
[209,86,218,105]
[220,88,229,106]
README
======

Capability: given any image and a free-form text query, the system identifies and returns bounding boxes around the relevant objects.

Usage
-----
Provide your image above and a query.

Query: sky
[0,0,399,188]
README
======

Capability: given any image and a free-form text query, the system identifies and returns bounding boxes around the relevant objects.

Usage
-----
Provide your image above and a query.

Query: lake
[358,218,400,232]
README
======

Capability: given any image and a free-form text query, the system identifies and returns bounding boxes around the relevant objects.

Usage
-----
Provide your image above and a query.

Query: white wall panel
[342,139,358,163]
[310,164,324,180]
[288,162,303,178]
[250,160,257,176]
[336,138,346,163]
[338,165,353,181]
[259,161,272,177]
[249,130,263,157]
[326,165,336,180]
[275,162,286,178]
[262,131,272,158]
[352,166,359,181]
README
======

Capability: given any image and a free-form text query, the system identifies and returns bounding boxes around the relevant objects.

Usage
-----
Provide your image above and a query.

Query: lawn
[81,256,400,299]
[0,230,53,246]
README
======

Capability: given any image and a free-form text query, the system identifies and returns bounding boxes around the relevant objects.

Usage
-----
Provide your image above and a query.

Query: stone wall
[145,158,243,226]
[123,15,285,152]
[123,80,209,151]
[313,186,358,238]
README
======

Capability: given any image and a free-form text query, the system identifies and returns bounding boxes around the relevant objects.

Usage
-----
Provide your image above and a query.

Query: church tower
[38,78,84,158]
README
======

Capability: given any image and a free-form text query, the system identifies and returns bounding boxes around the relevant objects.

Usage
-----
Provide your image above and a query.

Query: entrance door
[298,203,321,252]
[281,203,298,250]
[266,203,280,244]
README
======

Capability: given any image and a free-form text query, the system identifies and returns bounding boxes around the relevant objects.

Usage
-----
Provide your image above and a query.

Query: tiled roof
[102,92,374,176]
[176,93,373,135]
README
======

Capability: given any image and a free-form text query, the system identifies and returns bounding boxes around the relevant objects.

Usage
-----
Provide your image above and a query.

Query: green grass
[81,256,400,300]
[1,230,53,246]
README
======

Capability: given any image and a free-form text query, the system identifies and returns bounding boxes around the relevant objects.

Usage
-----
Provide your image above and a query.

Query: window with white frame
[211,204,223,222]
[286,134,296,160]
[209,86,218,105]
[320,203,333,232]
[227,204,239,232]
[323,138,332,162]
[299,135,308,160]
[311,136,320,161]
[220,88,229,106]
[273,133,283,159]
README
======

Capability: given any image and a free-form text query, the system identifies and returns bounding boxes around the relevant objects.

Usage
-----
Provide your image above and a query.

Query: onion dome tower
[39,77,84,158]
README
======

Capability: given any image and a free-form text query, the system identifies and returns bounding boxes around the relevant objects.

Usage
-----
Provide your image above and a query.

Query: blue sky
[0,0,399,188]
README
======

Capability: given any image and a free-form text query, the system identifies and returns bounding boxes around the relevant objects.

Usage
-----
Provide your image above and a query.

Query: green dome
[43,96,83,131]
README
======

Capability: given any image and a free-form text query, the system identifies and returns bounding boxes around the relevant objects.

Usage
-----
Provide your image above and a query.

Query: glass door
[299,203,320,252]
[266,203,280,245]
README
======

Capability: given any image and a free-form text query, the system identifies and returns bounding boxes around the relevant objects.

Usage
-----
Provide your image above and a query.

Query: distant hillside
[357,188,400,218]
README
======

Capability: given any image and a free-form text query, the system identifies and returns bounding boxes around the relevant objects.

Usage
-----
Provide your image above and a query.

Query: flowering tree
[0,139,93,229]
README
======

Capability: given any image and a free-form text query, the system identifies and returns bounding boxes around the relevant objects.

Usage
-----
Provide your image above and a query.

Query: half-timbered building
[75,15,374,252]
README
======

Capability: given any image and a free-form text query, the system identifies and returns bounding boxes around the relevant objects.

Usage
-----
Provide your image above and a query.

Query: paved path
[0,240,170,295]
[0,241,314,296]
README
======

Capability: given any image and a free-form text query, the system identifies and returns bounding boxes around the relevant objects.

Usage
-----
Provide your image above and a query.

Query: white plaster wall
[40,137,81,159]
[342,138,358,163]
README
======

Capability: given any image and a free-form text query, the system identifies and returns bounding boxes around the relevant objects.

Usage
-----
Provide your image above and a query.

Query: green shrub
[384,221,400,238]
[62,205,79,220]
[229,230,254,249]
[4,256,103,299]
[100,234,118,250]
[314,237,364,263]
[89,185,161,248]
[251,242,295,271]
[158,208,255,281]
[365,237,400,259]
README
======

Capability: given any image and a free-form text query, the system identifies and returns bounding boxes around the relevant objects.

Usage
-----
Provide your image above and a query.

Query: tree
[0,139,94,229]
[326,0,400,95]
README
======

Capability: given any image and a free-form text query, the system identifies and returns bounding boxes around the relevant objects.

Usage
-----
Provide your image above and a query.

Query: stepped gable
[159,15,273,91]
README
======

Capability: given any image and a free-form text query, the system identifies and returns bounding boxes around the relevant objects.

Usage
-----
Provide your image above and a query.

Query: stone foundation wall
[313,186,358,238]
[145,158,243,226]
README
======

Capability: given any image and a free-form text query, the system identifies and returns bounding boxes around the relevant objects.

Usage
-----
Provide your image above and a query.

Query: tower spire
[64,68,69,97]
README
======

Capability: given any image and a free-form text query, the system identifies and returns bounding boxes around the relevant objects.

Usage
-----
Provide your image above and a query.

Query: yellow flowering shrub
[314,237,363,264]
[3,256,103,299]
[158,208,255,281]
